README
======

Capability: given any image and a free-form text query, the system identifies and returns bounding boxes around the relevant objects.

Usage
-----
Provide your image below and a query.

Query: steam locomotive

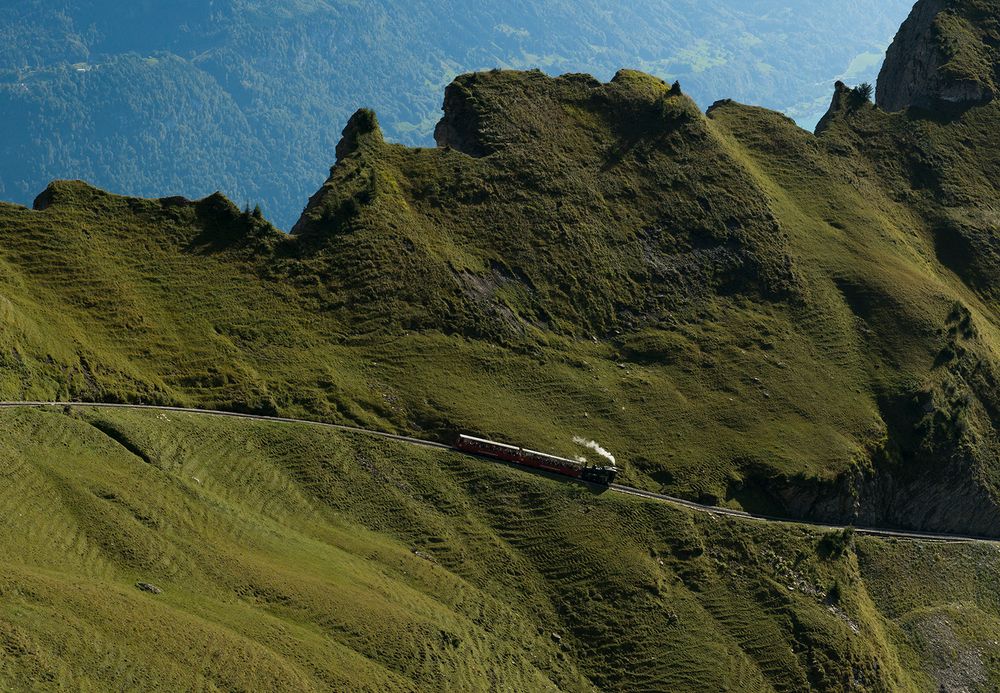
[455,434,618,485]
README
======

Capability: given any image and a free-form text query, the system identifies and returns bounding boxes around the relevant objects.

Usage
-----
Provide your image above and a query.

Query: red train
[455,434,618,485]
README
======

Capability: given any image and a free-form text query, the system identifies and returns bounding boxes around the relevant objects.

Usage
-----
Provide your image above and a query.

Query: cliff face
[877,0,1000,112]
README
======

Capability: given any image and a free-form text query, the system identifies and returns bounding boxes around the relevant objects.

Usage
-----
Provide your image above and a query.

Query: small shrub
[827,579,842,604]
[849,82,873,108]
[818,527,855,559]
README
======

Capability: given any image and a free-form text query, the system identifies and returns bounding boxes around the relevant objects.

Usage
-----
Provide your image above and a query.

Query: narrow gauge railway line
[0,401,994,545]
[0,401,453,451]
[608,484,995,544]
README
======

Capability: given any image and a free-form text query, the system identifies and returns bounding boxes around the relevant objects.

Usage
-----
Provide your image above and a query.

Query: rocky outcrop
[433,79,491,157]
[291,108,384,236]
[773,455,1000,536]
[335,108,384,162]
[877,0,998,112]
[815,81,855,134]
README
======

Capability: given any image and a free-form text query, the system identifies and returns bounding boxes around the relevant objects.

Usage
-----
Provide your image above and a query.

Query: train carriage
[455,434,618,485]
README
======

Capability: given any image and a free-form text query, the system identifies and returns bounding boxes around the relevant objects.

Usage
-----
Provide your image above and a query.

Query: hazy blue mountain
[0,0,914,228]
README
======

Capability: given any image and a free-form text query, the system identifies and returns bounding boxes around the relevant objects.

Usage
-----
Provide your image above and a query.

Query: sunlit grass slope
[0,405,998,691]
[0,65,999,535]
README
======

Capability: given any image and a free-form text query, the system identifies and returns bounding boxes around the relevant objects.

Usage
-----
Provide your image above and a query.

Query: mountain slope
[2,404,1000,691]
[1,1,1000,535]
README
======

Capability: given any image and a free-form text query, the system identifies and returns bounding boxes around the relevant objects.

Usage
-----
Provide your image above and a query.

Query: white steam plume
[573,436,616,465]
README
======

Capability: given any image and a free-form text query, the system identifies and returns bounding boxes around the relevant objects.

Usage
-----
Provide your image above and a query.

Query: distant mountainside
[0,0,914,228]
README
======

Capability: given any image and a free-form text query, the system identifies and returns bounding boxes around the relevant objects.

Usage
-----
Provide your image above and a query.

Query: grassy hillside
[1,57,1000,535]
[1,404,998,691]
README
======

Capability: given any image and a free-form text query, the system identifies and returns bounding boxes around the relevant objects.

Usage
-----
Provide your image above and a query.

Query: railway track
[608,484,993,544]
[0,401,994,545]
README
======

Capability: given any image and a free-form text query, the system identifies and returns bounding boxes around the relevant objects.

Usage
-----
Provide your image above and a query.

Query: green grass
[0,406,582,691]
[1,63,1000,537]
[2,405,999,690]
[933,7,997,93]
[3,68,1000,538]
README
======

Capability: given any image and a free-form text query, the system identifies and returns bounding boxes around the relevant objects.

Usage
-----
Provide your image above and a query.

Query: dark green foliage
[818,528,855,559]
[851,82,874,106]
[828,579,842,603]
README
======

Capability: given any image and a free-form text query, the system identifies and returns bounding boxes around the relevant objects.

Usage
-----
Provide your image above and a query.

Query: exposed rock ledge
[877,0,998,112]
